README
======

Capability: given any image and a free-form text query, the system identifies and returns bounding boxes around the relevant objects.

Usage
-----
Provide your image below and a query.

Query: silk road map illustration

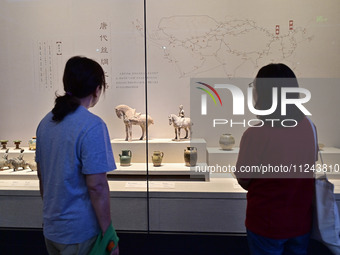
[133,15,313,78]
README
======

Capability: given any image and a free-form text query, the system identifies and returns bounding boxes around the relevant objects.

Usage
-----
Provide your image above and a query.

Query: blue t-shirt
[36,106,116,244]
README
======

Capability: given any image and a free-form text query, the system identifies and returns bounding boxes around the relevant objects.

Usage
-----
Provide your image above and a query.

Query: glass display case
[1,0,340,233]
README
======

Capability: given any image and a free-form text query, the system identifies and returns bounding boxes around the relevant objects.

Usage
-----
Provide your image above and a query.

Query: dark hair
[52,56,106,122]
[254,63,305,127]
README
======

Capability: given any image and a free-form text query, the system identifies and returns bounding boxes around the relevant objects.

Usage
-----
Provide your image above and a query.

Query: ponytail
[52,93,80,122]
[51,56,106,122]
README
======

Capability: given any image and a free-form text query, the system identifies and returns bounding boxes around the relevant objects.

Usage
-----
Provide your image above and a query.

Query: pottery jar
[119,149,132,166]
[28,137,36,150]
[219,134,235,150]
[152,151,164,167]
[13,140,21,150]
[0,140,8,150]
[184,146,198,167]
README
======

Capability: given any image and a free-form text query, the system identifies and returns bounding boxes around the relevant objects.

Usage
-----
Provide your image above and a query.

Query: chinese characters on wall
[35,41,62,90]
[98,21,111,89]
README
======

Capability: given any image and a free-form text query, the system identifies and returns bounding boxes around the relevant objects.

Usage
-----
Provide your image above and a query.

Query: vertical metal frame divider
[143,0,151,233]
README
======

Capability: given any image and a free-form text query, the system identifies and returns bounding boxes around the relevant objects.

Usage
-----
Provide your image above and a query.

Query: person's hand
[110,244,119,255]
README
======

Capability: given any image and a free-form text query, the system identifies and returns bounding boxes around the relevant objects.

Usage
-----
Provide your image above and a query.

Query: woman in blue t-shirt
[36,56,119,255]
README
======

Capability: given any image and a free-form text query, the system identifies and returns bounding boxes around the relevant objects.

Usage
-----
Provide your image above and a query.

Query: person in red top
[235,63,317,255]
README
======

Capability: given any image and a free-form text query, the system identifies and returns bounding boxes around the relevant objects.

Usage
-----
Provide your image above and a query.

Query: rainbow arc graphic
[196,82,223,106]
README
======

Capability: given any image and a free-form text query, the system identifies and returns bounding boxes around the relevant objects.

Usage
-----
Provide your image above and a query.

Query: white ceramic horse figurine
[115,104,154,141]
[8,149,26,171]
[0,149,11,170]
[168,114,192,141]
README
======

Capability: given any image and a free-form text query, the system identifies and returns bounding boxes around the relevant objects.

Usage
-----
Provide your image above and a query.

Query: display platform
[207,146,340,176]
[108,163,210,181]
[0,164,210,181]
[111,138,207,163]
[318,147,340,166]
[1,146,340,232]
[0,177,247,231]
[0,169,37,180]
[2,177,340,232]
[207,147,239,177]
[316,147,340,178]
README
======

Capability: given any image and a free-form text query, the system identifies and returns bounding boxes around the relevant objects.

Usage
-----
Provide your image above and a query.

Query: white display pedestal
[318,147,340,165]
[108,163,210,181]
[0,169,37,180]
[2,146,339,232]
[208,147,340,166]
[316,147,340,178]
[207,146,340,178]
[111,138,207,163]
[207,147,239,177]
[207,147,239,166]
[0,164,210,181]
